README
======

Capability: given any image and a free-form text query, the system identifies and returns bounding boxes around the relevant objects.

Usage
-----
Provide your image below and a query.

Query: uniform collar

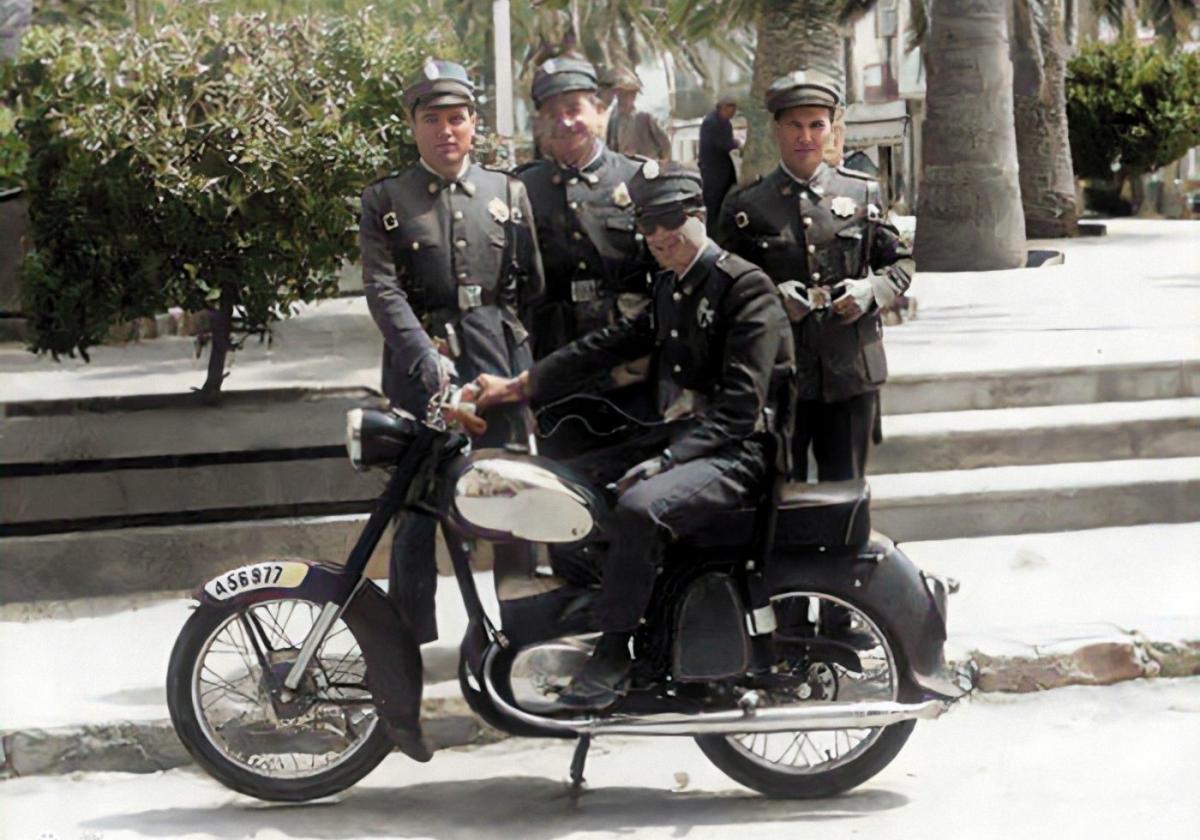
[552,141,606,185]
[418,156,477,196]
[777,160,829,197]
[675,239,719,292]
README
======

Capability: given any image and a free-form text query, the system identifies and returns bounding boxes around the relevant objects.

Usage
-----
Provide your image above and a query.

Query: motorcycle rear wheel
[695,590,917,798]
[167,596,393,802]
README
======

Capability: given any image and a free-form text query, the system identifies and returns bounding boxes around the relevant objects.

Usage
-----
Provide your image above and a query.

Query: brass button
[411,242,420,251]
[670,329,679,338]
[577,261,587,270]
[458,271,468,279]
[455,239,467,249]
[569,201,579,210]
[572,231,583,240]
[427,182,438,194]
[759,241,769,249]
[812,271,821,281]
[453,210,463,220]
[803,216,813,228]
[672,292,682,302]
[807,244,816,254]
[673,364,682,373]
[568,178,579,185]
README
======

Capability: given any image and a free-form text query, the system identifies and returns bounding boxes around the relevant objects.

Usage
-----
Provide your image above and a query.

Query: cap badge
[541,58,559,74]
[424,61,440,80]
[487,197,510,223]
[831,195,857,217]
[642,160,660,180]
[612,182,632,208]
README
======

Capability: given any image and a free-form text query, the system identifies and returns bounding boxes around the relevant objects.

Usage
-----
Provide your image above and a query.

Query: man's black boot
[559,631,632,711]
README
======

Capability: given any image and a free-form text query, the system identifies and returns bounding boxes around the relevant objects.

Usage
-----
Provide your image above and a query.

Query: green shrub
[6,11,453,400]
[0,102,27,191]
[1066,38,1200,183]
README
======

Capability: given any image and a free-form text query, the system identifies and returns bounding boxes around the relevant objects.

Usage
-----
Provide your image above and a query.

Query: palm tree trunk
[1014,0,1079,238]
[0,0,31,61]
[741,0,846,183]
[915,0,1026,270]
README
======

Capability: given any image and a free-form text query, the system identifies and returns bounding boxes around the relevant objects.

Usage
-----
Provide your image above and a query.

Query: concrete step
[871,397,1200,474]
[882,359,1200,415]
[871,456,1200,542]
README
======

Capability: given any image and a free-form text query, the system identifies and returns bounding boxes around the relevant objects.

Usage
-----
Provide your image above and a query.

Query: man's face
[411,104,475,170]
[773,105,833,178]
[639,209,702,268]
[616,89,638,111]
[718,103,737,121]
[536,91,605,162]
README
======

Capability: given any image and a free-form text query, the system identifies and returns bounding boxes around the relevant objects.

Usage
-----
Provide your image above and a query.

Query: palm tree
[914,0,1027,269]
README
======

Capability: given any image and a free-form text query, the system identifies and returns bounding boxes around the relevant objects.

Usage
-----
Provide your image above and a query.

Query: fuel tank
[451,449,605,543]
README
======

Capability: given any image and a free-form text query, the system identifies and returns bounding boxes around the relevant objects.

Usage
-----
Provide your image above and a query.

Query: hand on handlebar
[473,372,531,410]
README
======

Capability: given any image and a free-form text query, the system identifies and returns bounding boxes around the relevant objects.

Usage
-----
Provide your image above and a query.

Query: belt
[570,279,600,303]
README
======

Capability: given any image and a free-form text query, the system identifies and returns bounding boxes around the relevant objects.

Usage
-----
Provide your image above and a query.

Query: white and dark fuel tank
[451,450,604,543]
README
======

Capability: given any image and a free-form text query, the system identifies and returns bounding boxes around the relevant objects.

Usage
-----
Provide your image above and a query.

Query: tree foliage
[4,11,449,398]
[1065,37,1200,182]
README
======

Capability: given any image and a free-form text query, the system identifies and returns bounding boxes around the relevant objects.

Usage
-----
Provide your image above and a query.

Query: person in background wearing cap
[471,162,793,709]
[717,69,912,485]
[517,56,660,456]
[359,60,544,657]
[698,94,741,235]
[606,68,671,160]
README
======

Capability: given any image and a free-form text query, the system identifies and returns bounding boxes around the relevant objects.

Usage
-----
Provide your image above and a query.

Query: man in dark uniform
[717,70,913,482]
[517,57,659,454]
[359,59,544,647]
[473,162,793,709]
[698,94,741,234]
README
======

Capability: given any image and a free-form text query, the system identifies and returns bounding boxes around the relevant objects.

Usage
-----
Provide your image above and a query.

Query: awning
[844,101,910,148]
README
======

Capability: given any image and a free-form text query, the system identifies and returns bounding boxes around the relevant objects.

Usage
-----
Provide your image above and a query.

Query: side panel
[768,536,955,696]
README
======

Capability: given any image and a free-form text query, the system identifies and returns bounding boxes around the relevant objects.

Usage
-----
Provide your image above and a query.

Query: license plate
[203,561,309,601]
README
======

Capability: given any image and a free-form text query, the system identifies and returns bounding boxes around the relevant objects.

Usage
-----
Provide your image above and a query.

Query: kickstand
[568,735,591,795]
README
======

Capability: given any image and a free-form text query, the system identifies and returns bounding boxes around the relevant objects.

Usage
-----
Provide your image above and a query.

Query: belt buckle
[458,285,483,311]
[571,279,599,303]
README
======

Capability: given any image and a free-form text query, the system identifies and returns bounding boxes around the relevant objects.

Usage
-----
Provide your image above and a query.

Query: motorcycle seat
[686,479,871,549]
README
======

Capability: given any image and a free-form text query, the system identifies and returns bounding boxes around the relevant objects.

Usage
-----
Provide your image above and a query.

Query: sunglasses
[634,208,694,235]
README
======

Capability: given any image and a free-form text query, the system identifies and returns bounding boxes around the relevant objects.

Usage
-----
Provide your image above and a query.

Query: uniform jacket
[360,161,544,418]
[717,162,913,403]
[607,109,671,160]
[529,241,794,464]
[516,145,656,358]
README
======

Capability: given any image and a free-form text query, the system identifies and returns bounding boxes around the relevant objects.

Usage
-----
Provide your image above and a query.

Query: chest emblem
[697,297,715,329]
[831,195,857,218]
[612,182,632,208]
[487,197,510,223]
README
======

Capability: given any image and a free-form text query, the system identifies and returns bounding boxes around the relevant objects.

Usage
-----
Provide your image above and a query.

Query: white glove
[778,280,813,323]
[833,278,875,323]
[614,454,670,495]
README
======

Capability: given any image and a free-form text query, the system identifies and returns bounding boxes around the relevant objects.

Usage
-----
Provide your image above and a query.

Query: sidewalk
[3,522,1197,776]
[2,219,1198,403]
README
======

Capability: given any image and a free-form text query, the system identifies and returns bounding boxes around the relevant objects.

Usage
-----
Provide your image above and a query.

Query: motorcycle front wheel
[695,590,917,799]
[167,596,393,802]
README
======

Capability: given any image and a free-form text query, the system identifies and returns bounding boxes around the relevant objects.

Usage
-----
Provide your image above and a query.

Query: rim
[189,599,379,780]
[724,591,899,776]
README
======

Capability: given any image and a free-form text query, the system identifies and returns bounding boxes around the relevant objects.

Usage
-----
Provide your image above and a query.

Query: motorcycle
[166,384,965,802]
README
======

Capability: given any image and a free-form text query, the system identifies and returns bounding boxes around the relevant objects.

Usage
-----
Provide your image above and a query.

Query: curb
[3,635,1197,780]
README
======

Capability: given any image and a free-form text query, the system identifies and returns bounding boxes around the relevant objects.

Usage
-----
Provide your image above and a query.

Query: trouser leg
[389,513,439,645]
[791,399,820,482]
[808,391,878,482]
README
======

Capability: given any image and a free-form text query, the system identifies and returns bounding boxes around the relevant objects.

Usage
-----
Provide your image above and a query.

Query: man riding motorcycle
[473,162,794,709]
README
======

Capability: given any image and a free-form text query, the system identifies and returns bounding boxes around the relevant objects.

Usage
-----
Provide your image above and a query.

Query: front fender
[194,560,425,737]
[769,534,963,699]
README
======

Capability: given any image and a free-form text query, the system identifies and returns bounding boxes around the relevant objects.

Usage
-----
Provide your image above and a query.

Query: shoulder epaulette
[368,169,402,187]
[714,250,762,282]
[512,159,548,176]
[836,165,876,181]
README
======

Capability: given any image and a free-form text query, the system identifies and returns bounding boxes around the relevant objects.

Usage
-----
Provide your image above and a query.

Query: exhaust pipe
[481,646,950,738]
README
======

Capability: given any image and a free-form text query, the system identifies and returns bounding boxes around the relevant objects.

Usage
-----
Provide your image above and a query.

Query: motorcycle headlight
[345,408,364,470]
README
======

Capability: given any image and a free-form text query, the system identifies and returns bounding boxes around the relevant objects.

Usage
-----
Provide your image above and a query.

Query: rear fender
[194,559,425,736]
[769,535,962,699]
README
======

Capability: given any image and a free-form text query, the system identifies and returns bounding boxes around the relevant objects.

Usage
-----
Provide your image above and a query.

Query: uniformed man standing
[359,59,544,645]
[718,71,913,482]
[473,163,793,709]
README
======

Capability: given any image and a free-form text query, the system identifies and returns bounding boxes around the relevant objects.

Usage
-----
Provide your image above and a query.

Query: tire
[167,597,393,802]
[695,590,918,799]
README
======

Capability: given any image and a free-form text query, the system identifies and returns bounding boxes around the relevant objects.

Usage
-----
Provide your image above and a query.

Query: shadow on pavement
[83,775,908,839]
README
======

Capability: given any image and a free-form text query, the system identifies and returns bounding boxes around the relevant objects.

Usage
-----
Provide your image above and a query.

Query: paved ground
[2,219,1197,403]
[2,678,1198,840]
